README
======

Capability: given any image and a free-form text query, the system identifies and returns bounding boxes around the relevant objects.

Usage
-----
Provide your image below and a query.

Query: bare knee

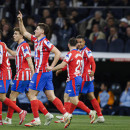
[87,92,95,101]
[9,91,19,101]
[0,94,6,102]
[45,90,56,102]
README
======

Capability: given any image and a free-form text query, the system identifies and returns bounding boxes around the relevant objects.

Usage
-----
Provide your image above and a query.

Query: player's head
[68,37,77,48]
[35,23,50,38]
[76,35,85,50]
[0,30,2,40]
[13,27,23,42]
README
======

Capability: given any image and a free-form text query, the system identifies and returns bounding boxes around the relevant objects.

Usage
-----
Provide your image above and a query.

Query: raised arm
[17,11,32,41]
[26,57,35,77]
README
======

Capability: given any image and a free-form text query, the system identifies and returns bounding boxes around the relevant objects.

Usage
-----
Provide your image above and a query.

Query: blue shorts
[29,71,54,92]
[0,80,10,93]
[80,80,94,94]
[65,76,82,97]
[11,80,30,93]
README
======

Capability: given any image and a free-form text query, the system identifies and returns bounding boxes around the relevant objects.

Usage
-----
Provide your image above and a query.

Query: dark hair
[13,27,22,34]
[37,23,50,37]
[76,35,85,40]
[68,37,77,46]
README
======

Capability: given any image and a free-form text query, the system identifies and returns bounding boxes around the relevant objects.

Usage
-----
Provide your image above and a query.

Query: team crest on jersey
[24,49,29,53]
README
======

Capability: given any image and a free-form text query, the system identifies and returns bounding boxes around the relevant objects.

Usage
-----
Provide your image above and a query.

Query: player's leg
[55,93,71,123]
[44,71,69,118]
[45,90,68,117]
[64,83,72,113]
[25,73,52,127]
[0,101,2,125]
[87,81,105,123]
[0,93,27,125]
[24,88,41,127]
[0,80,27,125]
[4,91,19,124]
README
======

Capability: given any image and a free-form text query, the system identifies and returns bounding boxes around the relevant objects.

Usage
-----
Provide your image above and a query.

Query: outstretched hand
[17,11,23,21]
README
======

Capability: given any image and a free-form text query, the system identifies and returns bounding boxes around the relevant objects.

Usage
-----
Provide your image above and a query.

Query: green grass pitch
[0,113,130,130]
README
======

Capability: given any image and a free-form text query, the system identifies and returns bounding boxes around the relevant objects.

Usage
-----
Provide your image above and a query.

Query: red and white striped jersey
[63,49,83,82]
[80,46,96,81]
[14,41,31,81]
[0,41,12,80]
[31,35,54,73]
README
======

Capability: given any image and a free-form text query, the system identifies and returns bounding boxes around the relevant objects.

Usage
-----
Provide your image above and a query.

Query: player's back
[64,49,83,81]
[0,42,12,80]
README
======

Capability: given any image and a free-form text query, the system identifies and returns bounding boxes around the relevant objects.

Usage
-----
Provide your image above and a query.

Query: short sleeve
[63,52,72,63]
[31,35,37,42]
[44,40,54,51]
[85,50,93,58]
[21,44,31,59]
[0,45,3,64]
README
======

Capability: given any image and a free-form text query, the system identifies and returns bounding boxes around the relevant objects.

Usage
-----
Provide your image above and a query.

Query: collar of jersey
[80,45,86,51]
[18,40,26,46]
[37,36,46,42]
[71,49,78,51]
[0,40,1,42]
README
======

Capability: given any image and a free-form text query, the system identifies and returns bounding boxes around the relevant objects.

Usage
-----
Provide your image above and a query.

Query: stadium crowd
[0,0,130,51]
[0,0,130,116]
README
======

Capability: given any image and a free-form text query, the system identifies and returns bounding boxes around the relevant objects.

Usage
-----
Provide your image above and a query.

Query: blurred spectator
[45,17,58,46]
[119,18,128,39]
[40,9,50,23]
[126,13,130,25]
[58,19,74,51]
[48,0,57,19]
[86,11,105,36]
[119,80,130,116]
[25,16,36,33]
[2,22,13,44]
[120,0,130,6]
[69,9,80,23]
[55,10,64,28]
[105,11,114,22]
[97,82,115,115]
[107,26,118,43]
[104,18,116,38]
[125,26,130,41]
[89,24,105,44]
[0,18,7,29]
[59,0,68,17]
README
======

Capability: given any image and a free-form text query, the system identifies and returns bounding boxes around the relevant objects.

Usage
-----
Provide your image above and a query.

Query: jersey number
[75,60,82,73]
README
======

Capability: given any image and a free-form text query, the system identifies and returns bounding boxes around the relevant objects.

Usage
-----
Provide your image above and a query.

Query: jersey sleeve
[44,40,54,51]
[0,45,3,64]
[85,50,96,73]
[63,52,72,63]
[21,44,31,59]
[31,35,37,42]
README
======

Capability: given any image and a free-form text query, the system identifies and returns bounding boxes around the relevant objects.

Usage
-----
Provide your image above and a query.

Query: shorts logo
[30,81,34,83]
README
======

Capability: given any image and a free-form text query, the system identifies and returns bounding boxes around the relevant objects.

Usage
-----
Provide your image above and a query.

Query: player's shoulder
[0,42,5,46]
[22,42,29,47]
